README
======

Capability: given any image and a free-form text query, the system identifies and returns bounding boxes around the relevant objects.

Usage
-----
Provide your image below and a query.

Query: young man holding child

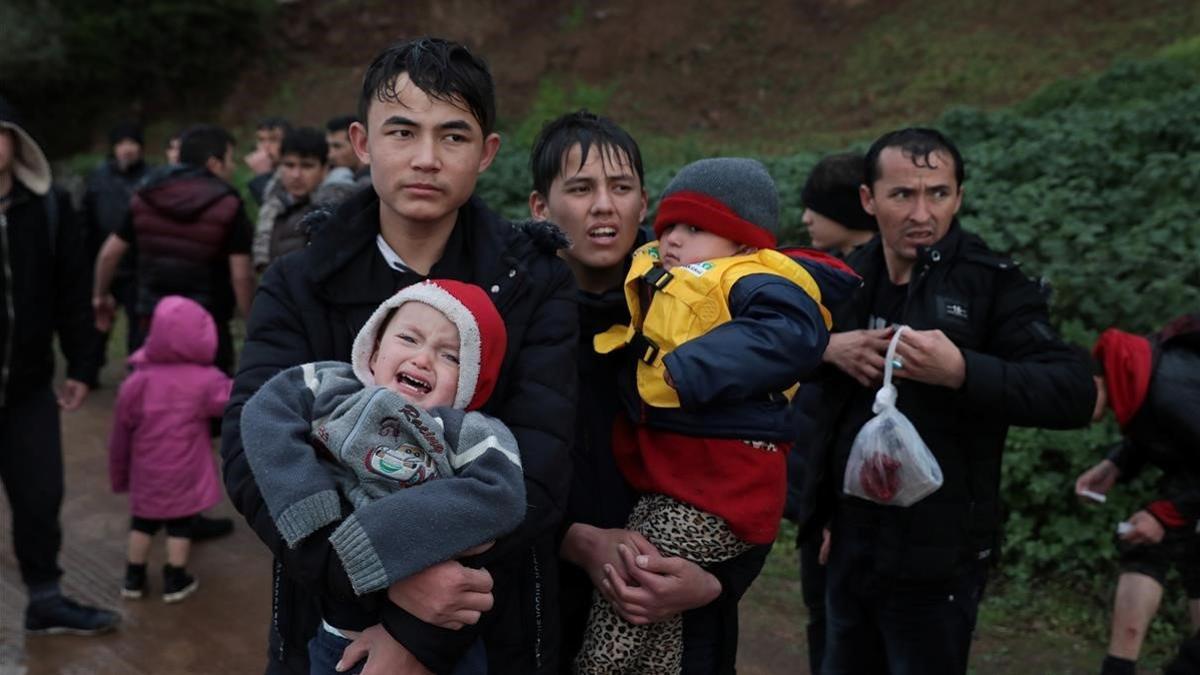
[222,38,577,675]
[529,111,784,674]
[579,157,831,673]
[242,280,526,674]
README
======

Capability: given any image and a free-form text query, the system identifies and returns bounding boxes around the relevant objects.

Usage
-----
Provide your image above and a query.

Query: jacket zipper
[531,546,543,669]
[0,213,14,408]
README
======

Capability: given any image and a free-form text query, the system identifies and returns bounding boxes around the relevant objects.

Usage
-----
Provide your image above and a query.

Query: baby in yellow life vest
[578,158,832,674]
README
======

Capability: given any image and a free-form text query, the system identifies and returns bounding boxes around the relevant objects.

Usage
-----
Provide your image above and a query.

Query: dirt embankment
[220,0,891,139]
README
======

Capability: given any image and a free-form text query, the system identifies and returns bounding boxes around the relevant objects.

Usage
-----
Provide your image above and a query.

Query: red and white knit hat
[351,280,508,410]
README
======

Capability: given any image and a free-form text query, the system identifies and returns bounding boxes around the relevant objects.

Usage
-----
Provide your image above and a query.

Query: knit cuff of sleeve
[330,514,388,595]
[276,489,342,549]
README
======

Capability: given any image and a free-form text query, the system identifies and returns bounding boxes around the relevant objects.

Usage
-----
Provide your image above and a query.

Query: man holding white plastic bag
[815,128,1095,675]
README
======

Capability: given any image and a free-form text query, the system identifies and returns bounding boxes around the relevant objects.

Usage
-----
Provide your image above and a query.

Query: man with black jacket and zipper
[817,127,1095,674]
[220,38,577,675]
[529,110,773,673]
[0,97,119,636]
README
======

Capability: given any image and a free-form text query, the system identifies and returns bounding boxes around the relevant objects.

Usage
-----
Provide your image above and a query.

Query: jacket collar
[915,219,964,268]
[850,219,965,281]
[305,190,515,304]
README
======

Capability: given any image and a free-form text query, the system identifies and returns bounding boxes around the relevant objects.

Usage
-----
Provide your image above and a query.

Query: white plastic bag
[842,326,944,506]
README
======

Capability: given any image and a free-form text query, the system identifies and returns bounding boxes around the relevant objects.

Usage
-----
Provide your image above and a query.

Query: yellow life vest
[594,242,831,408]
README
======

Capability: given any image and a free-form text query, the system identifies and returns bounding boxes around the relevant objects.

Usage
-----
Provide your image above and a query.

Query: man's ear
[349,121,370,167]
[529,191,549,221]
[205,155,224,177]
[859,184,876,216]
[477,132,502,174]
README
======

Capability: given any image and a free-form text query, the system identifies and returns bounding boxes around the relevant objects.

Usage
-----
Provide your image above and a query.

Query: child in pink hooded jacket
[108,295,232,603]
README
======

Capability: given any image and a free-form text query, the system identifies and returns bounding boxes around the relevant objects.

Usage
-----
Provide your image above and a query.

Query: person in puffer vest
[579,158,831,674]
[240,279,525,673]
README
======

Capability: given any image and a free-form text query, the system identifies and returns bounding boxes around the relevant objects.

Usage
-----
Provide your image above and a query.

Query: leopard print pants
[573,493,751,674]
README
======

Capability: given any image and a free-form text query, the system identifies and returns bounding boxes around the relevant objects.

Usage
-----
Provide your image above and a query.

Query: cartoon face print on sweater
[366,444,436,487]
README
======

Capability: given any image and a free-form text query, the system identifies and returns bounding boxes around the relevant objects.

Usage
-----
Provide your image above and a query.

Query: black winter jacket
[81,157,147,276]
[220,189,577,675]
[0,181,98,408]
[1108,315,1200,522]
[820,223,1094,581]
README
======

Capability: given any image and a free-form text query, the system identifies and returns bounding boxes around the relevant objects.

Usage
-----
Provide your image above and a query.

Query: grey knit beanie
[652,157,779,248]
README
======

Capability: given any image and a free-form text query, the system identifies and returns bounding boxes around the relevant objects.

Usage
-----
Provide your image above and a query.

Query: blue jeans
[307,627,488,675]
[821,519,987,675]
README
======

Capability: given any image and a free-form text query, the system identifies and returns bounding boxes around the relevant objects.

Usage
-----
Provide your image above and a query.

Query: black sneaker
[25,595,120,635]
[191,514,233,542]
[122,563,147,599]
[162,565,198,603]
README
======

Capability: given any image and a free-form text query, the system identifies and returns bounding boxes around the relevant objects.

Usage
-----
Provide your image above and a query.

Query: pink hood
[136,296,218,366]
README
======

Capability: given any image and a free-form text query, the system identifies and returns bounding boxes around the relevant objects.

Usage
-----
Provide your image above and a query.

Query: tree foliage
[0,0,272,153]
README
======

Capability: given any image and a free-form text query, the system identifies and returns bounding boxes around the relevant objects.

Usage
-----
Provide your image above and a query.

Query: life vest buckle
[641,266,674,292]
[630,332,660,365]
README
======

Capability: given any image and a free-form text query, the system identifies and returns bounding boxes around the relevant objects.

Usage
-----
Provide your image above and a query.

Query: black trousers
[798,528,827,675]
[0,385,64,589]
[821,514,988,675]
[93,276,145,376]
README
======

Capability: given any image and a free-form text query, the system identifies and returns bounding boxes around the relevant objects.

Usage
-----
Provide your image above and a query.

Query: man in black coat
[0,97,119,636]
[81,122,149,365]
[220,38,577,675]
[817,128,1095,674]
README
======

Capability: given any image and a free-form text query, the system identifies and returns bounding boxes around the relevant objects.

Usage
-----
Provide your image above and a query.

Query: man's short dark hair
[256,117,292,133]
[529,109,644,196]
[803,152,876,232]
[325,114,359,134]
[179,125,235,167]
[864,127,965,190]
[357,37,496,135]
[280,127,329,163]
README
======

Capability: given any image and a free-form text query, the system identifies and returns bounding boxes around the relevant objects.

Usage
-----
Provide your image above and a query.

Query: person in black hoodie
[528,110,772,674]
[1075,314,1200,675]
[0,96,119,636]
[81,122,150,365]
[220,38,577,675]
[817,128,1095,675]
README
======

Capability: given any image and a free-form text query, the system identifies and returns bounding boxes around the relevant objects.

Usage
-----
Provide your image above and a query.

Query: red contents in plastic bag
[859,452,901,502]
